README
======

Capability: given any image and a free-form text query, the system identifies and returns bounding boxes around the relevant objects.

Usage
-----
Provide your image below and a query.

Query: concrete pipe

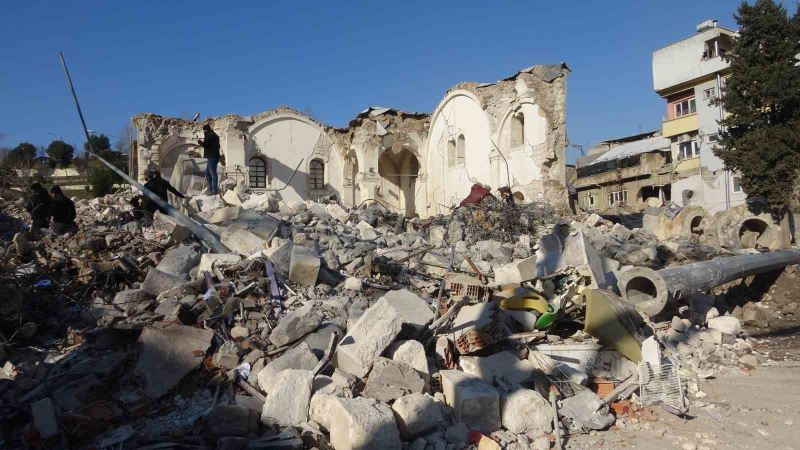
[617,249,800,316]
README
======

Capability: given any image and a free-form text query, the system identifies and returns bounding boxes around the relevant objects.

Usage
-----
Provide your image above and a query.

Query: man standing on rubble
[198,124,220,195]
[25,182,52,231]
[48,185,77,234]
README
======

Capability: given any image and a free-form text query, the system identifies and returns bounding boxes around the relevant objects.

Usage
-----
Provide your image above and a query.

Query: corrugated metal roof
[591,136,671,164]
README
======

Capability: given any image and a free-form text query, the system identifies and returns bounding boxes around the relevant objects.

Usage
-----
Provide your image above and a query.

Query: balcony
[662,113,699,138]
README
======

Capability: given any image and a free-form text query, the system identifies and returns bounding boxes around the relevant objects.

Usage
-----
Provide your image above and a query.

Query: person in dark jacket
[198,124,220,194]
[48,186,77,234]
[25,183,52,230]
[142,170,185,214]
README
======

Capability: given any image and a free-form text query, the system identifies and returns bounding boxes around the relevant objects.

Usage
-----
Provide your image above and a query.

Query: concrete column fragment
[439,370,501,434]
[289,245,321,286]
[328,397,402,450]
[334,298,403,378]
[260,369,314,427]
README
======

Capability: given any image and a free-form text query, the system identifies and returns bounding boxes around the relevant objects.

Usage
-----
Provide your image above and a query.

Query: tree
[714,0,800,213]
[2,142,37,168]
[85,134,110,154]
[46,140,75,168]
[115,124,132,155]
[88,166,116,197]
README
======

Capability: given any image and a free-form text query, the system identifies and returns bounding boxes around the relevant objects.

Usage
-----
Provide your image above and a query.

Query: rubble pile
[0,185,798,450]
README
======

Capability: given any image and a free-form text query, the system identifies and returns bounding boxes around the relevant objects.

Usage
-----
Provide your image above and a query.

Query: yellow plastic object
[495,287,550,315]
[583,289,643,363]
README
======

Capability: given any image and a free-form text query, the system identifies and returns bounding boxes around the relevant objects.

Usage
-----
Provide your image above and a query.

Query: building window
[510,113,524,148]
[248,157,267,188]
[703,87,716,100]
[674,98,696,117]
[309,159,325,189]
[587,194,596,210]
[609,190,628,206]
[678,141,701,160]
[706,133,719,143]
[732,176,742,193]
[455,134,465,165]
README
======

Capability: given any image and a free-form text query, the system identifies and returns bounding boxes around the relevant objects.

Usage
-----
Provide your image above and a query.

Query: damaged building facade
[132,64,569,217]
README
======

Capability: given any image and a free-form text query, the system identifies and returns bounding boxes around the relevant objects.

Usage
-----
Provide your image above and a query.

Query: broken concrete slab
[196,253,242,277]
[499,388,552,434]
[141,268,186,298]
[135,323,214,399]
[439,370,501,434]
[494,255,537,285]
[153,211,191,242]
[707,316,742,336]
[155,245,200,279]
[391,393,445,440]
[384,340,430,390]
[220,228,267,256]
[326,203,350,223]
[459,351,535,386]
[288,245,321,286]
[560,390,615,430]
[334,298,403,378]
[309,393,339,431]
[222,189,244,207]
[362,357,425,402]
[269,302,325,347]
[261,369,314,427]
[112,289,148,307]
[380,289,434,337]
[257,342,318,393]
[329,397,402,450]
[196,205,241,224]
[356,220,378,241]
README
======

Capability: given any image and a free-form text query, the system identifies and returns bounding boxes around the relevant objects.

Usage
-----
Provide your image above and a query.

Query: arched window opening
[447,139,456,167]
[510,113,524,148]
[248,157,267,188]
[310,159,325,190]
[455,134,465,165]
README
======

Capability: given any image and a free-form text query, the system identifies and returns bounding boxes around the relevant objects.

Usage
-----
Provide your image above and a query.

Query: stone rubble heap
[0,187,794,450]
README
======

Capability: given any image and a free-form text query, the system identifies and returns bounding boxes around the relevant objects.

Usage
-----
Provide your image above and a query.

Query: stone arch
[378,147,421,217]
[158,134,200,180]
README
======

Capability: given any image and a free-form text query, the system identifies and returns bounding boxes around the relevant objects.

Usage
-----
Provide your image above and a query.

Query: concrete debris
[362,357,425,402]
[260,369,314,427]
[1,175,798,449]
[440,370,501,434]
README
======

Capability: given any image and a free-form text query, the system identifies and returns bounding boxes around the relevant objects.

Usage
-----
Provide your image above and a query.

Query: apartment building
[652,19,747,214]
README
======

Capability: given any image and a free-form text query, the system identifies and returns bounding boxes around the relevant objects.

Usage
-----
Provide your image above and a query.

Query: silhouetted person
[26,182,51,230]
[48,186,77,234]
[143,170,185,214]
[198,124,220,194]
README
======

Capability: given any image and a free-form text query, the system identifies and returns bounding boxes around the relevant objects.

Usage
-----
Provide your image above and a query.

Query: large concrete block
[356,221,378,241]
[326,203,350,223]
[289,245,321,286]
[384,340,430,390]
[439,370,501,434]
[494,256,537,285]
[329,397,401,450]
[155,245,200,279]
[142,268,186,298]
[309,393,340,431]
[257,342,318,393]
[152,211,191,242]
[391,393,444,440]
[380,289,434,337]
[362,357,425,403]
[269,303,325,347]
[221,228,267,256]
[334,298,403,378]
[459,351,534,386]
[260,369,314,427]
[500,388,552,434]
[196,205,241,224]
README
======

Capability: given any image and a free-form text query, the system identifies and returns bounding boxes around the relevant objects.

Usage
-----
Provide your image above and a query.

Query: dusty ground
[566,329,800,450]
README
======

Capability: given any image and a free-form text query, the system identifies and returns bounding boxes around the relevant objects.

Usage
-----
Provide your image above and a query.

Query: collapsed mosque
[132,63,569,218]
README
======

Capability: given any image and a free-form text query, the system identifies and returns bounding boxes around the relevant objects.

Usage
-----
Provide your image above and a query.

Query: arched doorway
[378,148,420,217]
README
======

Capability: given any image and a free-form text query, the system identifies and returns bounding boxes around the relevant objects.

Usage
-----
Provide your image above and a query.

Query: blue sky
[0,0,773,163]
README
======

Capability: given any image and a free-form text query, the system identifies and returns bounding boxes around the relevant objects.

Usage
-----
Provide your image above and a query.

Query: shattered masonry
[132,63,571,218]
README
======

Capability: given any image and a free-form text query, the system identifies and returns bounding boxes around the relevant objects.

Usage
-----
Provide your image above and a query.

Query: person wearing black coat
[25,182,52,230]
[198,124,220,194]
[142,170,185,215]
[48,185,77,234]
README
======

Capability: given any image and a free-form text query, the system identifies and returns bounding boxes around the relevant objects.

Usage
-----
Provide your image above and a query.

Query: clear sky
[0,0,775,163]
